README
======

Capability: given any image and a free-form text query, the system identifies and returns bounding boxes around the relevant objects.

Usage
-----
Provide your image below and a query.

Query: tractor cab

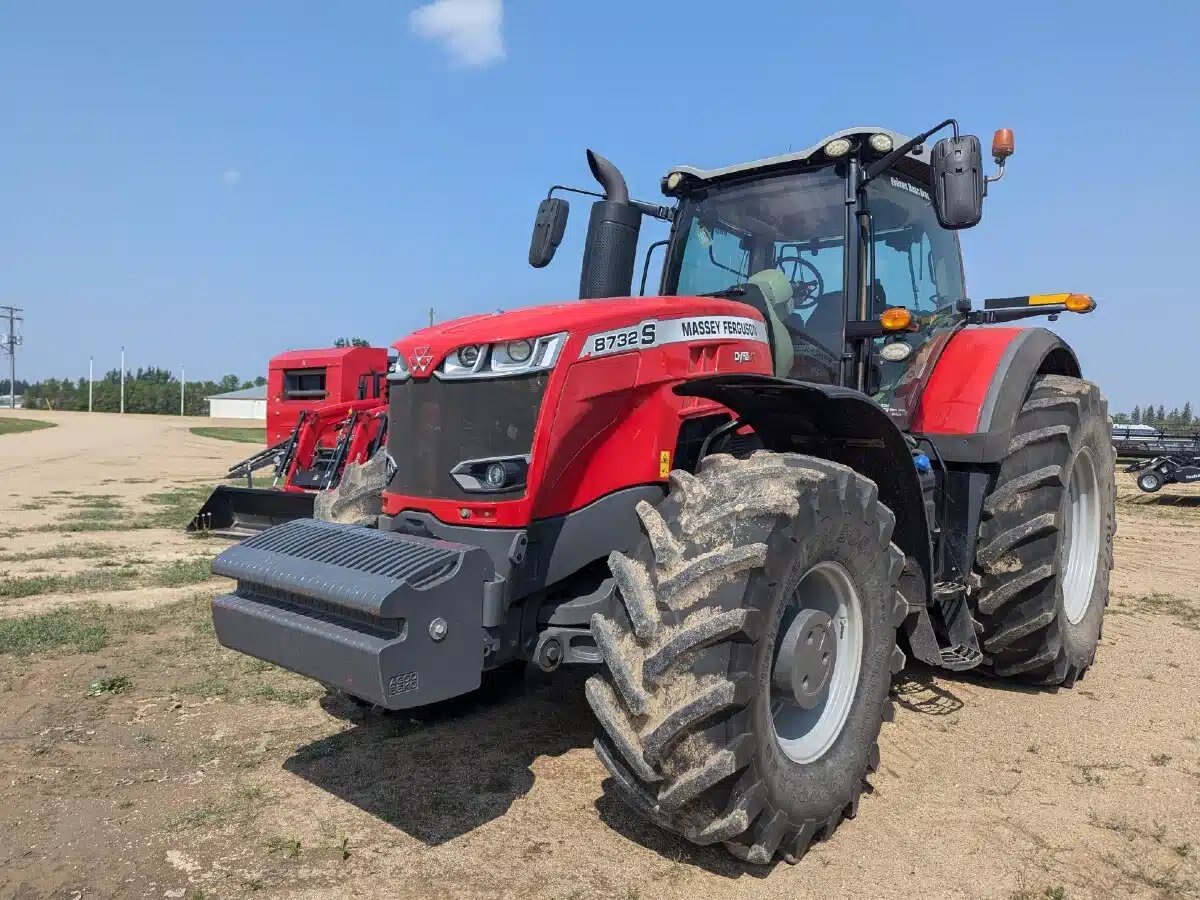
[658,127,968,425]
[532,123,1026,430]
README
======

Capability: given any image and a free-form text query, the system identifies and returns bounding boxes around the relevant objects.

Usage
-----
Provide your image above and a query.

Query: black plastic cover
[929,135,984,230]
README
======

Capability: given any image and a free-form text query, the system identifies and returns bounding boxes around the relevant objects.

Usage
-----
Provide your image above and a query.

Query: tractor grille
[386,373,548,500]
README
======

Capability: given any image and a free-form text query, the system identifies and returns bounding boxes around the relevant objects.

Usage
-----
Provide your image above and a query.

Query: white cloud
[222,170,242,187]
[410,0,505,68]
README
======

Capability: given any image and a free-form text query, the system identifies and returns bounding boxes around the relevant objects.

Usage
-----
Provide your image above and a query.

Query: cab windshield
[664,165,966,412]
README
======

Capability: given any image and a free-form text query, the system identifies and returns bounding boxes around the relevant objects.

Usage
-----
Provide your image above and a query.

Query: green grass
[0,607,109,655]
[88,674,132,696]
[0,417,55,436]
[0,541,120,563]
[0,555,216,599]
[144,485,224,529]
[190,426,265,445]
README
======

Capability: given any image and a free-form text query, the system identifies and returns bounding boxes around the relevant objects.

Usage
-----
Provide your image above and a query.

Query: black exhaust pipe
[579,149,642,300]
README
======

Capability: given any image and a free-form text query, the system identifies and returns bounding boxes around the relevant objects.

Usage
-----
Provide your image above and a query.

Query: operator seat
[746,269,796,377]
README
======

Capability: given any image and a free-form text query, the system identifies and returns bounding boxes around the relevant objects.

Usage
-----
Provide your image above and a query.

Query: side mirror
[929,134,984,230]
[528,198,569,268]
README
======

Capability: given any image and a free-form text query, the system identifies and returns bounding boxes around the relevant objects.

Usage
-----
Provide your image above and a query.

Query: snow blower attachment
[210,123,1116,864]
[189,398,387,538]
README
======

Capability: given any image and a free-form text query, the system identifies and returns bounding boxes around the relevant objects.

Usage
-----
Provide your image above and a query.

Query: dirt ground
[1,410,1197,900]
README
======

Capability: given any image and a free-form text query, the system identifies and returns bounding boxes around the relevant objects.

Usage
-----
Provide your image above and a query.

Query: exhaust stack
[579,150,642,300]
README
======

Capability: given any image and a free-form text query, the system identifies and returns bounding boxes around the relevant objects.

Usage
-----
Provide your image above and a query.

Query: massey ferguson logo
[409,346,433,374]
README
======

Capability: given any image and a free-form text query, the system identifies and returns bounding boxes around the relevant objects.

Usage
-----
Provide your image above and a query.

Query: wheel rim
[1062,448,1102,625]
[1139,473,1157,490]
[769,561,863,764]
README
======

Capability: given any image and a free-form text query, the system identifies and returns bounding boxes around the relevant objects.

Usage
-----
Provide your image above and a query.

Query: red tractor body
[207,124,1115,865]
[386,296,770,527]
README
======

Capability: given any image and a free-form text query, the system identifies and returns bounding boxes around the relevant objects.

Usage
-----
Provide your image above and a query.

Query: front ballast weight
[210,519,501,709]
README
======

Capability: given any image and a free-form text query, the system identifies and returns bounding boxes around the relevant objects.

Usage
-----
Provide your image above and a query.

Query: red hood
[393,295,763,376]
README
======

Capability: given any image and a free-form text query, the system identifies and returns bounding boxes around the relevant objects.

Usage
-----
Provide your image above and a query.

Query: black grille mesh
[387,373,548,500]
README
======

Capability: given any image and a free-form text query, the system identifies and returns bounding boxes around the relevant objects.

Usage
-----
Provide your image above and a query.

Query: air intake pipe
[579,150,642,300]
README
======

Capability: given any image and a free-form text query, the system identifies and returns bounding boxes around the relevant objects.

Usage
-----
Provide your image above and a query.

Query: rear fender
[676,374,932,605]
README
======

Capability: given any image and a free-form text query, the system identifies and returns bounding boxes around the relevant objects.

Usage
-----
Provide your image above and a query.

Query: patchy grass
[0,554,215,599]
[0,607,109,655]
[87,674,132,696]
[190,426,265,445]
[0,417,55,436]
[1112,592,1200,631]
[252,683,322,706]
[266,836,302,859]
[0,541,122,563]
[144,485,222,529]
[0,593,216,658]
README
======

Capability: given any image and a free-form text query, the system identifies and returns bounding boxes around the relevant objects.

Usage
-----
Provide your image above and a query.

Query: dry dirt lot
[1,410,1198,900]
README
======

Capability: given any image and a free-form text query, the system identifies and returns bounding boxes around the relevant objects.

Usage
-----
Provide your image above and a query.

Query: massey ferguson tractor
[210,121,1115,864]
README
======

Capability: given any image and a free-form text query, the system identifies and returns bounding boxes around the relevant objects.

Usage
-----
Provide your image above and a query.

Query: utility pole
[120,346,125,414]
[180,366,185,415]
[429,307,435,327]
[88,356,94,412]
[1,305,22,411]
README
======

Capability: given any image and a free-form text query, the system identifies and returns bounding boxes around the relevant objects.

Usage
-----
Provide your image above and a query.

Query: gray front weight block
[211,518,495,709]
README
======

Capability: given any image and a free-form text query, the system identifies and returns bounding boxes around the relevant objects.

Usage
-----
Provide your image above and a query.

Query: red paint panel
[266,346,388,445]
[911,327,1023,434]
[382,296,774,527]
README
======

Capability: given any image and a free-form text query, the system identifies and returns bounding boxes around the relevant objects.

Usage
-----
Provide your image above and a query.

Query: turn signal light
[1064,293,1096,313]
[880,307,914,331]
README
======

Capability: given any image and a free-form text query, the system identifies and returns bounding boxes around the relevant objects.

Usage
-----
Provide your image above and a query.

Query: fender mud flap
[211,519,495,709]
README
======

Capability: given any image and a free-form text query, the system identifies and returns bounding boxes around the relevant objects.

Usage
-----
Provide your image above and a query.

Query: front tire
[972,375,1115,685]
[587,452,907,864]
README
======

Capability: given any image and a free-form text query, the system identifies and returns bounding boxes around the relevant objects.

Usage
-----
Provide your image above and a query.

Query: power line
[0,305,23,411]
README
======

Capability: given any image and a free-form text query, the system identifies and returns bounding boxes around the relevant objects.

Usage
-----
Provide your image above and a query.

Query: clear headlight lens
[439,332,567,380]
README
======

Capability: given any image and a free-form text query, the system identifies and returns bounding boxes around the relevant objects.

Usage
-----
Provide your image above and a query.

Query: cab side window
[867,176,965,313]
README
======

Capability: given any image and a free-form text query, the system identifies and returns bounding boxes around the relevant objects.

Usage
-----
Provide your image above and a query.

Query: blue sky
[1,0,1197,412]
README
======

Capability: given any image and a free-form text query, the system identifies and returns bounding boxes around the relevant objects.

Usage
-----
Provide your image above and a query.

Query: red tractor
[211,122,1115,864]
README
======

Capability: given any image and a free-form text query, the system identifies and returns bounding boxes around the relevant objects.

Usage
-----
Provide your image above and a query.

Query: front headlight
[439,332,567,380]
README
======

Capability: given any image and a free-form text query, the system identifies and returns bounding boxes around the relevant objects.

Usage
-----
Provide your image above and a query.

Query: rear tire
[972,375,1115,685]
[1137,471,1163,493]
[587,452,907,864]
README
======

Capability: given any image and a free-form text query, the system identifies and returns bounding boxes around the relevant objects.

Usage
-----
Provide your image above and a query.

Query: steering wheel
[783,321,841,382]
[775,256,825,310]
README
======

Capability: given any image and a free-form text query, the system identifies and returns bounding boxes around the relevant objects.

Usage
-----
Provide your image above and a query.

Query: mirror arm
[548,186,674,222]
[861,118,958,186]
[548,184,604,201]
[967,304,1066,325]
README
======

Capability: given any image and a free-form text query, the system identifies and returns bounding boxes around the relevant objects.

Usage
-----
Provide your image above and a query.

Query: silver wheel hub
[772,609,837,709]
[1062,447,1102,625]
[769,561,863,764]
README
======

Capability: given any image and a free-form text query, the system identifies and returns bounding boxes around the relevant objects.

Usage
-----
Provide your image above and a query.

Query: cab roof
[667,127,930,185]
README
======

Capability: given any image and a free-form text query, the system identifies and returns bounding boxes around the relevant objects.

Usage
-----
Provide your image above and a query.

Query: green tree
[1111,412,1130,425]
[1130,405,1142,424]
[1157,404,1166,424]
[1182,401,1193,427]
[334,337,371,348]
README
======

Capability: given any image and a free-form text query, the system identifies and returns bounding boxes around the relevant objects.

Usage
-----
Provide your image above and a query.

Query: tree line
[1112,402,1196,429]
[8,368,265,416]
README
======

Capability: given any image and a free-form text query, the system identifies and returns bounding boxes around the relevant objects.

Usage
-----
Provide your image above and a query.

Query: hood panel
[393,295,764,376]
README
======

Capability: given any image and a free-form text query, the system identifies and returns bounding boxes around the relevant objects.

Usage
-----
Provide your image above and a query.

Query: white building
[206,385,267,420]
